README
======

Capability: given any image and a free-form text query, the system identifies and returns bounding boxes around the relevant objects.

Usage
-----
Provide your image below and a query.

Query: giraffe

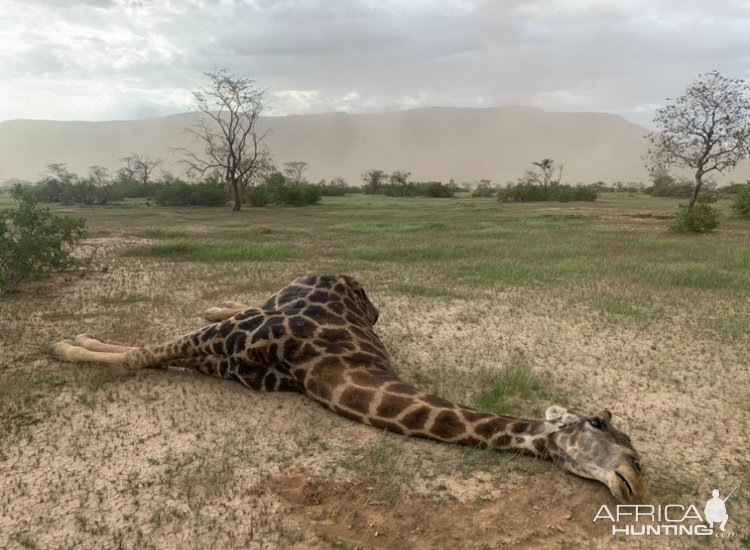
[50,274,646,502]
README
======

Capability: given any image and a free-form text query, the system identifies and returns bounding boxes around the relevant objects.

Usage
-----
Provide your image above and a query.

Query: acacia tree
[180,69,271,210]
[518,158,562,189]
[531,158,563,188]
[283,161,309,186]
[645,71,750,208]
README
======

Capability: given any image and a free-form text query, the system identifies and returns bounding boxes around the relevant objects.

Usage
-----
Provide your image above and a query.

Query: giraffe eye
[589,418,603,430]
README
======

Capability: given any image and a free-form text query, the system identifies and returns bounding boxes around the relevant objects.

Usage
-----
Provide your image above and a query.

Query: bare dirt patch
[269,472,622,549]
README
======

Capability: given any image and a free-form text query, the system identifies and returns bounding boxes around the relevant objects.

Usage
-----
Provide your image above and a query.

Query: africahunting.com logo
[593,487,738,538]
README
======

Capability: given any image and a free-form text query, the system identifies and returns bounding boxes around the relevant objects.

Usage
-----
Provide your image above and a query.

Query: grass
[422,352,562,418]
[132,229,189,239]
[474,359,558,417]
[329,222,446,234]
[127,241,300,261]
[3,191,749,548]
[37,193,749,300]
[28,190,750,345]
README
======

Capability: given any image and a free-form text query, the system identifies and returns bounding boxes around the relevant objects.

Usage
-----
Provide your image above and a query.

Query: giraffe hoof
[202,307,225,322]
[220,300,245,309]
[73,333,95,346]
[49,339,75,359]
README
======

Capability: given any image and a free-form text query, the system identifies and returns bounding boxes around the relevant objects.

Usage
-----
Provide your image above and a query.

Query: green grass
[329,222,445,234]
[36,192,750,341]
[418,353,562,418]
[127,242,300,261]
[133,229,189,239]
[457,261,544,286]
[473,358,558,417]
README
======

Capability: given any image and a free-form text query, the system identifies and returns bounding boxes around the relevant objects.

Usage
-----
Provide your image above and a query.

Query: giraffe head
[544,406,646,502]
[336,275,380,326]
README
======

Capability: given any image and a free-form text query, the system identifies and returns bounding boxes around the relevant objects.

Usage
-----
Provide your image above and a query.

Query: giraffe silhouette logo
[704,488,735,532]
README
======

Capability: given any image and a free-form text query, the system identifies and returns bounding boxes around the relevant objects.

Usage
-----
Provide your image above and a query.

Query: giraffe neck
[303,366,558,459]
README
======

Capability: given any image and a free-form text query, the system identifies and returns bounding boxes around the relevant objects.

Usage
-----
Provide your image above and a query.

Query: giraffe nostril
[631,459,643,474]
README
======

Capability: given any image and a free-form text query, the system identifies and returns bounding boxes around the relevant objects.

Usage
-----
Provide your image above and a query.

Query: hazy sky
[2,0,748,126]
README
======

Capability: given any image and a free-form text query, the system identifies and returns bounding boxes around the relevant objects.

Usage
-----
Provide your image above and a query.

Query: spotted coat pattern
[51,274,647,502]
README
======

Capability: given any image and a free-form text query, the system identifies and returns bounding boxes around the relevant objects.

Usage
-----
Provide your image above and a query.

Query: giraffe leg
[51,312,273,371]
[73,333,137,353]
[50,339,129,365]
[172,355,302,392]
[202,302,253,322]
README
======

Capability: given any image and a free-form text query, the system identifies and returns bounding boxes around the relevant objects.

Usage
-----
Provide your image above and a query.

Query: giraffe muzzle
[610,460,647,503]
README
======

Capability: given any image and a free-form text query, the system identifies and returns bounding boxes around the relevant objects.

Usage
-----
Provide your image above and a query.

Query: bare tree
[119,155,162,186]
[645,71,750,208]
[179,69,271,211]
[283,161,309,186]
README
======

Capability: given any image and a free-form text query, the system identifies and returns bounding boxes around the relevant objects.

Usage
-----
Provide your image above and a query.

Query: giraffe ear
[545,406,580,425]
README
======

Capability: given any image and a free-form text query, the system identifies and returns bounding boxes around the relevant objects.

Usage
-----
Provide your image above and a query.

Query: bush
[498,183,546,202]
[422,181,456,198]
[498,184,597,202]
[671,204,720,233]
[571,186,598,202]
[645,174,693,197]
[244,183,321,207]
[245,187,273,207]
[730,184,750,218]
[718,182,749,197]
[316,178,361,196]
[153,181,229,206]
[696,191,718,204]
[273,184,321,206]
[0,186,87,293]
[471,181,499,198]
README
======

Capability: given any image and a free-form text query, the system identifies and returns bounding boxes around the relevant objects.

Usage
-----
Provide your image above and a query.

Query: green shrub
[498,184,597,202]
[718,182,748,197]
[498,183,546,202]
[671,204,720,233]
[316,178,361,196]
[471,181,499,198]
[358,180,457,198]
[697,191,718,204]
[0,186,87,293]
[273,184,321,206]
[422,181,456,198]
[245,183,321,207]
[153,181,229,206]
[571,186,598,201]
[730,184,750,218]
[645,174,693,197]
[245,187,273,207]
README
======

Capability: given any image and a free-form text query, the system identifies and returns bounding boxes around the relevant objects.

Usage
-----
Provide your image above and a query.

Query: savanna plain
[1,193,748,549]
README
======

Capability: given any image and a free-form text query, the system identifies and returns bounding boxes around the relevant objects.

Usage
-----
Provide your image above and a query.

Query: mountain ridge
[1,106,747,185]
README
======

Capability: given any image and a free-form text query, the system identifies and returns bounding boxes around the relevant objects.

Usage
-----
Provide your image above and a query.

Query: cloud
[1,0,748,124]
